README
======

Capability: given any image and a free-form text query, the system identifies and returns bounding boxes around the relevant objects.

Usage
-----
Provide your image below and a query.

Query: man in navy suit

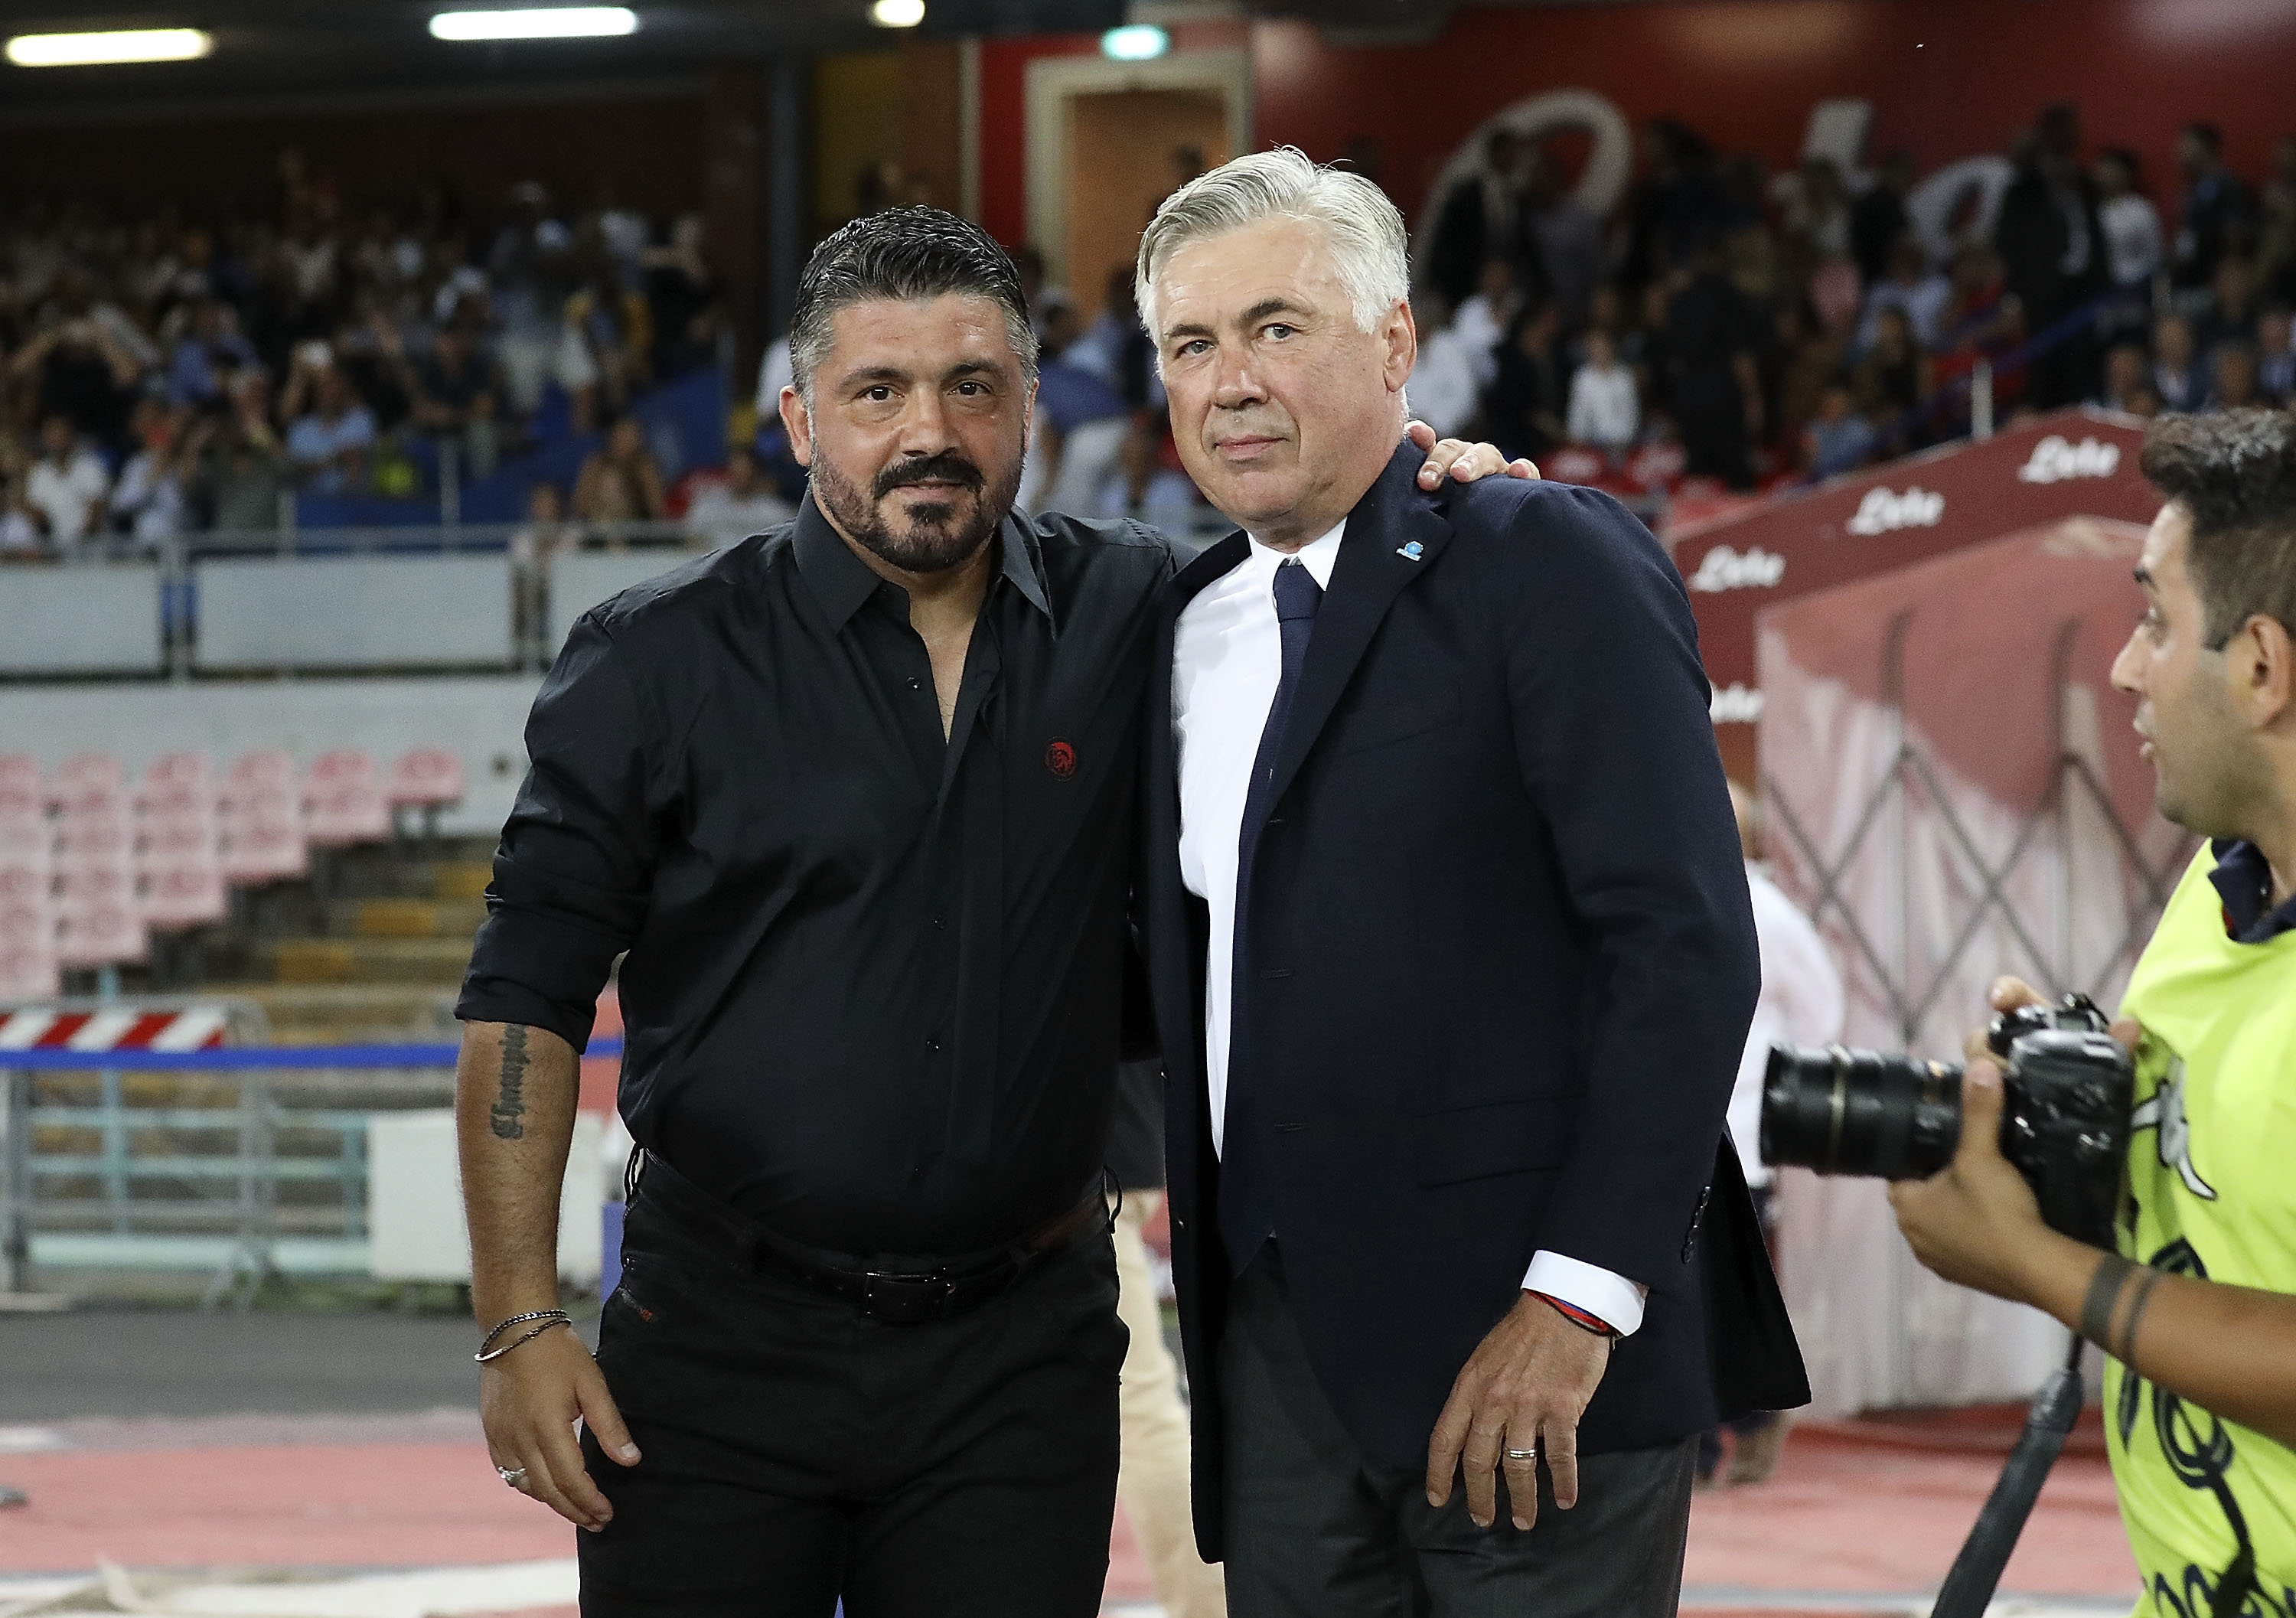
[1137,148,1808,1616]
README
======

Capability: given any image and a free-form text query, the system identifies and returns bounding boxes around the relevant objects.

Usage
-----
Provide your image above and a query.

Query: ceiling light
[5,28,213,67]
[1101,24,1169,60]
[429,8,638,41]
[869,0,926,27]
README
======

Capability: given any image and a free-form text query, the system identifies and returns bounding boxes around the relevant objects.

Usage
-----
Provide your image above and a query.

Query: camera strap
[1928,1333,2087,1618]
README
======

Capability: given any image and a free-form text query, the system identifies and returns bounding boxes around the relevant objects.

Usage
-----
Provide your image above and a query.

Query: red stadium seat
[387,747,465,810]
[220,795,309,884]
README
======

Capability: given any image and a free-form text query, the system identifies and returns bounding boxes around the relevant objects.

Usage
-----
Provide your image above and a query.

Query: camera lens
[1761,1046,1964,1181]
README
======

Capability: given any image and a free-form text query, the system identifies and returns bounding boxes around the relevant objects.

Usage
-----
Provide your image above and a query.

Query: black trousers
[1221,1255,1697,1618]
[578,1183,1127,1617]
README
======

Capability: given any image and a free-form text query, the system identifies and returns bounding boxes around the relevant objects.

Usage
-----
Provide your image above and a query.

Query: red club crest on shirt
[1045,740,1078,779]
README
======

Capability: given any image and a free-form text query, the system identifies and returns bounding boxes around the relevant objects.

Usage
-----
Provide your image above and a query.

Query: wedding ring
[1505,1447,1538,1461]
[497,1465,528,1489]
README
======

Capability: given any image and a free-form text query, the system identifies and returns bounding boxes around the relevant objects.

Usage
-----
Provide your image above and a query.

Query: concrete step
[266,936,475,987]
[431,862,494,901]
[215,983,462,1043]
[325,897,490,940]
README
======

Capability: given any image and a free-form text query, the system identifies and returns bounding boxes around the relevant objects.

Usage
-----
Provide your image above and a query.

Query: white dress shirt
[1172,520,1649,1334]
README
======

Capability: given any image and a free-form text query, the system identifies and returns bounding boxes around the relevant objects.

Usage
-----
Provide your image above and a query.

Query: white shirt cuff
[1521,1250,1649,1337]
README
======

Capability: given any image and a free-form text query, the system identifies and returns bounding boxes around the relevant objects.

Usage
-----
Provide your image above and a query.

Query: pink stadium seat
[56,861,134,908]
[142,856,229,930]
[56,891,148,968]
[220,797,309,884]
[57,811,132,863]
[303,779,393,847]
[0,755,38,795]
[308,749,379,788]
[47,752,124,807]
[224,749,298,796]
[140,752,212,796]
[0,863,51,932]
[55,782,128,822]
[387,747,465,810]
[0,940,60,1003]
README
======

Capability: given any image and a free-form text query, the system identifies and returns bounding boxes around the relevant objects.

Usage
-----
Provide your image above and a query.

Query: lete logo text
[1688,545,1786,592]
[2017,435,2123,484]
[1844,486,1945,536]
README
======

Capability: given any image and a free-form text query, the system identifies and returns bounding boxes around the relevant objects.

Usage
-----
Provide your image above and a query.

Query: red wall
[980,0,2296,249]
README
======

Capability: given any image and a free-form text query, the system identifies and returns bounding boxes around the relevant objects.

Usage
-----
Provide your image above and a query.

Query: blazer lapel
[1263,445,1452,816]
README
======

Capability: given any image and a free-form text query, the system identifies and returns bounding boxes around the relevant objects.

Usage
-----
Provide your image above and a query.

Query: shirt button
[927,1038,943,1053]
[907,677,924,691]
[930,914,947,930]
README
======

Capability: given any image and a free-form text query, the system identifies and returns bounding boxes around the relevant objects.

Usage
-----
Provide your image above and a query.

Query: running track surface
[0,1413,2139,1616]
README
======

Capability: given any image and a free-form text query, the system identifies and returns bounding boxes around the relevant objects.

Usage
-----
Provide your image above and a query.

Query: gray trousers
[1220,1257,1696,1618]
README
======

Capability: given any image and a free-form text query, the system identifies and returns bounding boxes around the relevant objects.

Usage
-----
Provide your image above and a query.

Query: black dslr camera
[1760,994,2133,1247]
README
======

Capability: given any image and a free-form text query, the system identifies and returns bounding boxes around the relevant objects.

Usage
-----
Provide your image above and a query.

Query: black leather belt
[630,1152,1111,1326]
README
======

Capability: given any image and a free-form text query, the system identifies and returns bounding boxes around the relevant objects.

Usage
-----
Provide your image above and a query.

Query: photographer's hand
[1893,987,2296,1447]
[1887,1061,2084,1301]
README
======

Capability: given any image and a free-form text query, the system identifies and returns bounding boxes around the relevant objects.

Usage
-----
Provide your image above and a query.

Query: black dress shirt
[458,494,1174,1256]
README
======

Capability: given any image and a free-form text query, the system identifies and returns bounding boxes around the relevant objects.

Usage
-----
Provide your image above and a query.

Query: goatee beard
[811,449,1020,574]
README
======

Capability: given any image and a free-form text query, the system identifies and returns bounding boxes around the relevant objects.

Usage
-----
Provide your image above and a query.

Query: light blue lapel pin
[1397,540,1424,561]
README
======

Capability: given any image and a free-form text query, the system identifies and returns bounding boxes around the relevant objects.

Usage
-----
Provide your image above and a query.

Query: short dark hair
[2183,121,2224,155]
[788,207,1037,403]
[2141,409,2296,648]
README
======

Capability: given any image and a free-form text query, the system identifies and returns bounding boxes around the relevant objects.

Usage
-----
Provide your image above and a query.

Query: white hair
[1135,146,1411,342]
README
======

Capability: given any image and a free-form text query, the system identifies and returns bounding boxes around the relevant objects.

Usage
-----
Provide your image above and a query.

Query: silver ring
[1505,1447,1538,1461]
[497,1465,528,1489]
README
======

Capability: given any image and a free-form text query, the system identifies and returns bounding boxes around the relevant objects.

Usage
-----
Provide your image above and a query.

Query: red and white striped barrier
[0,1006,229,1053]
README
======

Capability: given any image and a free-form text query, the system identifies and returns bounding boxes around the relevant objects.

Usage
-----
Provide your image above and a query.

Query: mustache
[874,453,985,500]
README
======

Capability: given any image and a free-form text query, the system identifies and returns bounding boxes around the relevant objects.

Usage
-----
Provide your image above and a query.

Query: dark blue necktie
[1223,556,1322,1271]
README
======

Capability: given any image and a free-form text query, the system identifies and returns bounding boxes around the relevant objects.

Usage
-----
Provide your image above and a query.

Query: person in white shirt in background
[1703,780,1844,1489]
[2095,146,2166,292]
[1565,329,1639,453]
[683,443,795,551]
[24,415,112,552]
[1450,256,1519,391]
[1404,293,1485,442]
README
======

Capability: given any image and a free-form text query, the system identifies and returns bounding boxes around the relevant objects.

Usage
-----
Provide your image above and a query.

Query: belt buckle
[862,1267,954,1325]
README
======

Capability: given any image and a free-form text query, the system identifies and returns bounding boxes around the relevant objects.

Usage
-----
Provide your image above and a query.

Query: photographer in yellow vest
[1889,409,2296,1617]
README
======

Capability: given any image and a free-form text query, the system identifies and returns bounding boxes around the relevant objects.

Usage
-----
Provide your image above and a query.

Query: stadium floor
[0,1409,2138,1616]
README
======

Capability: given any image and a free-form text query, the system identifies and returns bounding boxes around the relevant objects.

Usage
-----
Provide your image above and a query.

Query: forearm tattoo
[2080,1251,2135,1349]
[489,1024,530,1140]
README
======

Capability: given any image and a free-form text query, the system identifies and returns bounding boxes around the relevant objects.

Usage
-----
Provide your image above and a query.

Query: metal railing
[0,1038,622,1308]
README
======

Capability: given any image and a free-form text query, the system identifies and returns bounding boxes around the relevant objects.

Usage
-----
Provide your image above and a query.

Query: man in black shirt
[453,207,1519,1616]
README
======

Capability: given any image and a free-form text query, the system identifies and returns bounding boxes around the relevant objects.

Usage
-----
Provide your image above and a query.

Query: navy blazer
[1143,442,1808,1560]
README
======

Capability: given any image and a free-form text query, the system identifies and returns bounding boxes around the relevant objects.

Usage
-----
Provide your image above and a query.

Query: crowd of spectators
[11,106,2293,561]
[1404,109,2296,493]
[0,154,728,559]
